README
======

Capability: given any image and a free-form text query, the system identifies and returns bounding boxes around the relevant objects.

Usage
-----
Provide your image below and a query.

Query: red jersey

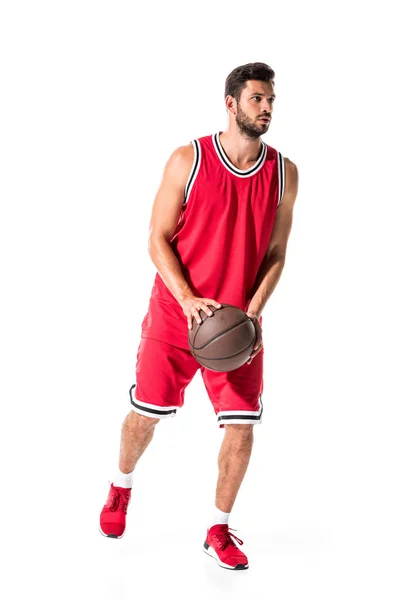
[140,131,285,350]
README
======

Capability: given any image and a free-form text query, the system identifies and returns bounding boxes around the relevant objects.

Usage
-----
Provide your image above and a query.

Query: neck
[218,127,263,170]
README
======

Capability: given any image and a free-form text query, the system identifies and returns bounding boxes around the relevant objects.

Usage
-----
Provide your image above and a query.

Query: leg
[215,424,254,512]
[203,424,253,569]
[201,361,262,568]
[120,337,199,475]
[118,410,160,473]
[100,411,159,538]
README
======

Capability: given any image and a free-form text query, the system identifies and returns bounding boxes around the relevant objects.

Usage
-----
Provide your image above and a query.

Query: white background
[1,1,399,598]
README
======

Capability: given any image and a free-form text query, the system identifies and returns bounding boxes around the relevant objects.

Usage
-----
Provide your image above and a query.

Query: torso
[141,132,286,349]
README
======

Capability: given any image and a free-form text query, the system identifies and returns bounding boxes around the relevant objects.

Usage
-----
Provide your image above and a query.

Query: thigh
[130,336,200,419]
[201,348,264,427]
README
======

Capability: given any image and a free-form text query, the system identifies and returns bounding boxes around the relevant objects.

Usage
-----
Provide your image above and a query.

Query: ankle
[209,506,230,528]
[112,466,134,488]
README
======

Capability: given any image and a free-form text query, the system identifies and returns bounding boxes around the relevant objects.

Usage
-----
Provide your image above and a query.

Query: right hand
[180,295,222,329]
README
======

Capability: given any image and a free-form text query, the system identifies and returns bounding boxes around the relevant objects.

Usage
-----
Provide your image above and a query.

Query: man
[99,62,299,570]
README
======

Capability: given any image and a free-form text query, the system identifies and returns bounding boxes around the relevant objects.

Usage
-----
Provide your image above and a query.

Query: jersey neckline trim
[212,131,267,177]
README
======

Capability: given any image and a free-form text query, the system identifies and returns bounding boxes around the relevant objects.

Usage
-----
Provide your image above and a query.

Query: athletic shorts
[129,336,264,428]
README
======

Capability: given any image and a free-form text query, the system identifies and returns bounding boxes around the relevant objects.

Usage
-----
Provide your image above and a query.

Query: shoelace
[107,483,130,514]
[213,527,244,551]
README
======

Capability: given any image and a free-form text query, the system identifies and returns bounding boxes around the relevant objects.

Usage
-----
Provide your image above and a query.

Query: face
[232,80,275,140]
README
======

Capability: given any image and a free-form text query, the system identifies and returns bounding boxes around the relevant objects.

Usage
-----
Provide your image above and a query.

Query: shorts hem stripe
[216,394,263,423]
[129,384,178,417]
[217,414,262,422]
[217,418,263,425]
[130,402,177,419]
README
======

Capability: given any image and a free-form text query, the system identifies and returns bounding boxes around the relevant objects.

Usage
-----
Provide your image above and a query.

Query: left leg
[215,424,254,512]
[201,355,263,569]
[203,423,254,569]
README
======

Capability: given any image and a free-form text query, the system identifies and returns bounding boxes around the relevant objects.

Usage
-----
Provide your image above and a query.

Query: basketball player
[99,62,299,570]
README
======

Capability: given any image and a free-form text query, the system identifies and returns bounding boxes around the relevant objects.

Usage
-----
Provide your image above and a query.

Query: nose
[262,99,273,113]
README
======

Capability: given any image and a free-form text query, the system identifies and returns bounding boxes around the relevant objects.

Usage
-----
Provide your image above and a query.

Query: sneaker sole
[203,541,249,570]
[99,526,125,539]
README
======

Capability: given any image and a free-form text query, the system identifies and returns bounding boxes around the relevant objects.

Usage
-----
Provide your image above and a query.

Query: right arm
[147,144,221,329]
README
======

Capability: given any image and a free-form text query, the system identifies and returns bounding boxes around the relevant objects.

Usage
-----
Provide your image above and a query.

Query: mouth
[259,117,270,123]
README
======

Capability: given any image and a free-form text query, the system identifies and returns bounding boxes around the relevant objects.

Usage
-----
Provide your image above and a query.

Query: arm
[148,144,222,328]
[247,157,299,319]
[147,144,195,305]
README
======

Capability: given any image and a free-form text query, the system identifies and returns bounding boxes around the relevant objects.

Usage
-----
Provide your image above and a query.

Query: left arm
[246,157,299,362]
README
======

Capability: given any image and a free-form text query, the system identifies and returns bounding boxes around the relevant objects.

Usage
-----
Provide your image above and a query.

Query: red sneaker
[99,482,132,539]
[203,524,249,570]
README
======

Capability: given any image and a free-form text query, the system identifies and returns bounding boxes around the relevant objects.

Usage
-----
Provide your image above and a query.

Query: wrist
[247,310,261,320]
[177,291,194,306]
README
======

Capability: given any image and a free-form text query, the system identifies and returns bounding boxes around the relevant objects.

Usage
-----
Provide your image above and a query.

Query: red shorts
[129,336,264,428]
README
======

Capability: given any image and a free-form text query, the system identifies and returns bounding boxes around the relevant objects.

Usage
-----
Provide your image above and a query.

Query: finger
[212,300,222,309]
[256,333,263,347]
[202,303,214,317]
[188,315,192,329]
[248,345,262,362]
[194,310,202,325]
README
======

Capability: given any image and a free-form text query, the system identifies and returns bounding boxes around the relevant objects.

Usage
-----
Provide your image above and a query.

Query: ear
[225,94,237,116]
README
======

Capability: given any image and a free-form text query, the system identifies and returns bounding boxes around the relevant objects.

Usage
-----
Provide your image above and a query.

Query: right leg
[118,410,159,473]
[100,411,159,538]
[100,337,198,538]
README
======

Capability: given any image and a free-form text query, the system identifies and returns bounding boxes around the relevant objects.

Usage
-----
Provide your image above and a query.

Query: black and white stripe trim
[277,151,285,207]
[212,132,267,178]
[216,394,263,425]
[129,384,177,419]
[183,139,201,206]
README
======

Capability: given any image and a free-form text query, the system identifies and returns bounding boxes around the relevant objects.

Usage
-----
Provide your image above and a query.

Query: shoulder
[280,157,299,208]
[283,156,298,178]
[168,143,195,169]
[272,149,298,184]
[163,143,195,187]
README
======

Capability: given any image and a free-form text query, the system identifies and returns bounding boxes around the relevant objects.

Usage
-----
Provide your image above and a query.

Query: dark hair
[225,62,275,102]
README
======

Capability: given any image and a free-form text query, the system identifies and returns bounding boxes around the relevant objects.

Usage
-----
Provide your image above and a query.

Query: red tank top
[141,131,285,349]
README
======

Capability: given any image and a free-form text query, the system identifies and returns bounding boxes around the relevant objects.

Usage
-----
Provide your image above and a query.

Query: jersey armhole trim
[183,139,201,206]
[277,151,285,207]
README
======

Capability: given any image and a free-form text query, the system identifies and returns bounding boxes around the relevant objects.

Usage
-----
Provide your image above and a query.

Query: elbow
[148,239,157,259]
[148,234,169,255]
[147,233,159,253]
[266,249,286,265]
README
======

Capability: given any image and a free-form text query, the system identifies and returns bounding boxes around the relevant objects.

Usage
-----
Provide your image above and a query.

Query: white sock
[112,467,134,489]
[209,506,230,528]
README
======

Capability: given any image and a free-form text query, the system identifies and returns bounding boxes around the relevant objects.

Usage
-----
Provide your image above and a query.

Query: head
[224,62,276,140]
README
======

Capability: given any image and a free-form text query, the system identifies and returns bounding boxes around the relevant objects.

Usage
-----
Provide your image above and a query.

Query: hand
[246,312,263,364]
[180,295,222,329]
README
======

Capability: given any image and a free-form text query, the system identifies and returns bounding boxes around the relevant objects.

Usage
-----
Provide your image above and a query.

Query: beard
[235,102,266,140]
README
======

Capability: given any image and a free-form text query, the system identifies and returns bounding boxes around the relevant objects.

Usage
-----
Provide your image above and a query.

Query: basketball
[188,303,257,372]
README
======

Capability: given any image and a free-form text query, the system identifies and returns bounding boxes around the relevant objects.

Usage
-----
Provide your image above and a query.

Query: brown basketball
[188,303,256,372]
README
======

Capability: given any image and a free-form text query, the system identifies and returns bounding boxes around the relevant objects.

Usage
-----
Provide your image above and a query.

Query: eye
[253,96,261,101]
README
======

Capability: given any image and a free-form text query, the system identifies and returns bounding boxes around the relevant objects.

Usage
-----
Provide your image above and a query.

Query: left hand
[246,312,263,364]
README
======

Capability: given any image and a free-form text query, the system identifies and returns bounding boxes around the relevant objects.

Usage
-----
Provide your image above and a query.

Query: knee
[127,410,160,430]
[225,424,254,443]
